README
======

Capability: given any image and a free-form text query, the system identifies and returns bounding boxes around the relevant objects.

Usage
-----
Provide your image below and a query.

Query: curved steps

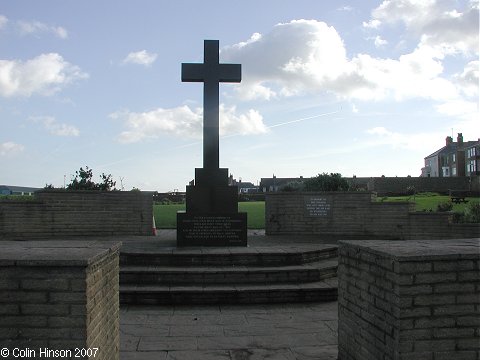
[120,245,337,267]
[120,244,338,305]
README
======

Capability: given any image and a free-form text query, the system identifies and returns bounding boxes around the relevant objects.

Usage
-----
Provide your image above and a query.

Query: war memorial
[0,40,478,360]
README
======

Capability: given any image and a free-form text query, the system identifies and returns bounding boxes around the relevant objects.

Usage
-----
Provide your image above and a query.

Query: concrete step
[120,245,338,267]
[120,259,338,285]
[120,278,338,305]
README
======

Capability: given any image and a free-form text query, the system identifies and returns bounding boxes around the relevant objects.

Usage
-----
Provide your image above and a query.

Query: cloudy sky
[1,0,478,191]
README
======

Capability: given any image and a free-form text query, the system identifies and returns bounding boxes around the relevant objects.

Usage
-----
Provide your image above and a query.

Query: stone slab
[340,238,480,260]
[0,240,121,266]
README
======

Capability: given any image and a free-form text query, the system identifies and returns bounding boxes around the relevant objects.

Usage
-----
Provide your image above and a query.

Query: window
[468,160,477,174]
[453,154,456,162]
[452,167,457,176]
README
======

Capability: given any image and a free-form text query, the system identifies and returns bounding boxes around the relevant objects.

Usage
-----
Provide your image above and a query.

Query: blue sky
[1,0,478,191]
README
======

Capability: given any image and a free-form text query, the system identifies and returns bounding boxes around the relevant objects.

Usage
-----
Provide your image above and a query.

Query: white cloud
[30,116,80,137]
[343,44,458,101]
[218,105,267,136]
[0,53,88,97]
[0,15,8,29]
[337,6,354,11]
[0,141,24,156]
[123,50,158,66]
[111,104,268,143]
[374,35,388,47]
[222,19,460,103]
[366,126,392,136]
[365,126,444,151]
[363,19,381,29]
[435,99,479,131]
[454,60,479,97]
[17,20,68,39]
[366,0,479,56]
[222,20,350,100]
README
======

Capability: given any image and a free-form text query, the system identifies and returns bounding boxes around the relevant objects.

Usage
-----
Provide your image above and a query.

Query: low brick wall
[338,239,480,360]
[265,192,479,239]
[0,241,120,360]
[0,190,153,240]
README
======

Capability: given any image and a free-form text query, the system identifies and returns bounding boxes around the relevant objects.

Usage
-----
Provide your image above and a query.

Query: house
[421,133,479,177]
[0,185,41,195]
[228,175,258,193]
[465,141,480,176]
[259,175,304,192]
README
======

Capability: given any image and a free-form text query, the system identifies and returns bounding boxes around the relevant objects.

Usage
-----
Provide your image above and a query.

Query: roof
[463,140,480,148]
[237,182,256,189]
[425,139,480,159]
[0,185,41,194]
[425,144,455,159]
[259,177,304,188]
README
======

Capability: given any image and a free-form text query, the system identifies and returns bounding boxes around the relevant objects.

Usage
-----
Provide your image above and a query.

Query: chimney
[446,136,453,146]
[457,133,464,146]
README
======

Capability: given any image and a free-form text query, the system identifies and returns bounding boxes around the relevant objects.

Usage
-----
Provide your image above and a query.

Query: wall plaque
[304,196,332,217]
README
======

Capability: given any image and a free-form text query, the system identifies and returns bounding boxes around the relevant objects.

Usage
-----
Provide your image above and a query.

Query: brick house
[421,133,479,177]
[465,141,480,176]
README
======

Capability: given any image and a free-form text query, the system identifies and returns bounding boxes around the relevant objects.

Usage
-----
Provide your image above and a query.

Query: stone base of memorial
[177,168,247,247]
[0,241,121,360]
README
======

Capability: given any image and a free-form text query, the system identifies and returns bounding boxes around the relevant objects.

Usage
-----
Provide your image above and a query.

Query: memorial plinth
[177,40,247,247]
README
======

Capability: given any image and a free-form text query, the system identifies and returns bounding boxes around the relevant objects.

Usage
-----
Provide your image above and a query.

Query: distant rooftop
[0,185,41,195]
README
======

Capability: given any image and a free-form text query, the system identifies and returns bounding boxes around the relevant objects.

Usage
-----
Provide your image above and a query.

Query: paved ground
[120,230,340,360]
[120,301,338,360]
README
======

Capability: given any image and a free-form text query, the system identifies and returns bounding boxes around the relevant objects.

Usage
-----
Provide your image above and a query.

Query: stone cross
[182,40,241,169]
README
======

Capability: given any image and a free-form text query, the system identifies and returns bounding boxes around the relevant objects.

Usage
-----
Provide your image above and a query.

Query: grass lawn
[377,192,480,212]
[154,201,265,229]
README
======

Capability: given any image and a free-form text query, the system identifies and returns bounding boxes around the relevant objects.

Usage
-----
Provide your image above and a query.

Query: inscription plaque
[304,196,332,217]
[177,212,247,246]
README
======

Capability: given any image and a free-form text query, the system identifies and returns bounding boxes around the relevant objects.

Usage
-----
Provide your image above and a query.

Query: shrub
[405,185,416,196]
[464,202,480,223]
[437,201,453,212]
[304,173,350,192]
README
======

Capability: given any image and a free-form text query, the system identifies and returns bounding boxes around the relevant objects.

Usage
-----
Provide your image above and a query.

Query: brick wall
[338,239,480,360]
[265,192,479,239]
[0,190,153,240]
[0,241,120,360]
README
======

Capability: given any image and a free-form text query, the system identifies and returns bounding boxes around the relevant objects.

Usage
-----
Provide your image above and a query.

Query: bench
[449,190,469,204]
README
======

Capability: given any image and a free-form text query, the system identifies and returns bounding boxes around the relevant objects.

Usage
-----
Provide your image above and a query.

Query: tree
[67,166,116,191]
[280,181,305,192]
[303,173,350,192]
